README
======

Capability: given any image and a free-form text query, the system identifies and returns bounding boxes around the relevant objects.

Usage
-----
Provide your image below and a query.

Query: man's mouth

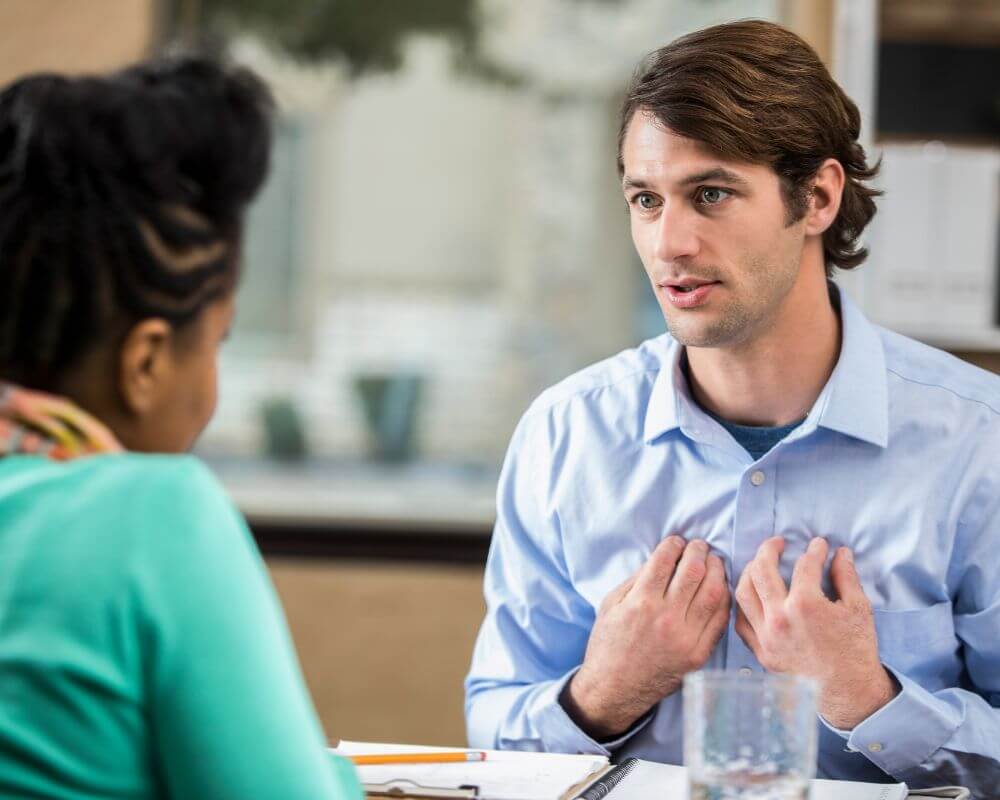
[662,277,718,291]
[659,279,720,308]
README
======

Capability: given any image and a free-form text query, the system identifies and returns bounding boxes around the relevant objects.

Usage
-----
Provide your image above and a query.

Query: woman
[0,57,361,798]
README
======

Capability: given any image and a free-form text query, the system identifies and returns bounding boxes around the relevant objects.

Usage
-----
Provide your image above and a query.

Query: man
[465,19,1000,793]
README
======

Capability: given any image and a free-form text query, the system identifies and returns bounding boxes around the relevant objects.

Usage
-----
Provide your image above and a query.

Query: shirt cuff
[822,666,961,776]
[817,714,852,744]
[536,667,653,756]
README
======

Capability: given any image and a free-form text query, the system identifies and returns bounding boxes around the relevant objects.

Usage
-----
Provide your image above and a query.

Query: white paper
[548,760,908,800]
[812,777,909,800]
[334,741,608,800]
[335,743,914,800]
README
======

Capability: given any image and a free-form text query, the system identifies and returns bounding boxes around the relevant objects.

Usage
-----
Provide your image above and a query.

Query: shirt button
[750,470,766,486]
[739,667,753,676]
[868,743,883,753]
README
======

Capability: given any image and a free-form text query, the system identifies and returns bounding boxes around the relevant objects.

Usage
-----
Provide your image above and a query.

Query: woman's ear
[805,157,846,237]
[117,318,174,416]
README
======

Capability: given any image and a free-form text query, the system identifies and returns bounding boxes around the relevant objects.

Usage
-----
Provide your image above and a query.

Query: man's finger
[687,553,728,624]
[734,567,764,629]
[830,547,868,608]
[695,588,731,654]
[789,537,829,596]
[664,539,710,607]
[749,536,788,608]
[734,606,762,656]
[632,535,686,596]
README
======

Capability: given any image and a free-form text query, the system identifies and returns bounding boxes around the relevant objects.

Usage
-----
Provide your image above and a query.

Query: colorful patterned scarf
[0,382,123,460]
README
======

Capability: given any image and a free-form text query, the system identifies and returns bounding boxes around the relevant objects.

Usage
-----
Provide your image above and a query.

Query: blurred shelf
[876,134,1000,150]
[206,456,498,563]
[880,0,1000,47]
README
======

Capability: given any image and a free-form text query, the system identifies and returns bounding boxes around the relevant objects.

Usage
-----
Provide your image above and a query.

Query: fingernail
[668,535,684,547]
[840,547,853,562]
[808,537,826,553]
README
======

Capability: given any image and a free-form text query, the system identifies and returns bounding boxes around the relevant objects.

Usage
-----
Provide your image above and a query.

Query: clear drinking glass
[683,671,819,800]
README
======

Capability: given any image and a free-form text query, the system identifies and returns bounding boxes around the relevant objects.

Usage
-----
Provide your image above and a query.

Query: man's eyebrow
[621,167,751,191]
[679,167,751,188]
[622,176,652,191]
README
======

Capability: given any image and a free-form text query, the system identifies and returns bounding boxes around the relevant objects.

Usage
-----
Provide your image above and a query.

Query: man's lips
[658,276,719,290]
[659,279,720,308]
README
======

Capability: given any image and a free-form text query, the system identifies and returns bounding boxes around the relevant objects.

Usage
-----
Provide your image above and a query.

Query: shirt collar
[642,340,686,443]
[643,284,889,448]
[812,285,889,448]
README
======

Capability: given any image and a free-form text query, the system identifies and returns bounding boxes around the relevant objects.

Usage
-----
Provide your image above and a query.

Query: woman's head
[0,56,273,451]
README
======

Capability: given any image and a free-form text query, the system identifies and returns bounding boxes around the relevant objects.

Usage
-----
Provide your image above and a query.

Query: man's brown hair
[618,19,880,274]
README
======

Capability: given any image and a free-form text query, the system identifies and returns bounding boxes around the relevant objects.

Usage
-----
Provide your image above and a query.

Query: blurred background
[2,0,997,746]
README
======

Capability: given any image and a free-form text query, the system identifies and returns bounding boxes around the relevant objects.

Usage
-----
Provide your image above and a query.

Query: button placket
[725,459,779,670]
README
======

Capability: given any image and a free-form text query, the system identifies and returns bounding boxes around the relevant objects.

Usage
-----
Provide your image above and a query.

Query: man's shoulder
[878,327,1000,418]
[526,334,673,420]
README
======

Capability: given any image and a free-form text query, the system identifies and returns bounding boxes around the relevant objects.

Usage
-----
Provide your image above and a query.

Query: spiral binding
[575,756,640,800]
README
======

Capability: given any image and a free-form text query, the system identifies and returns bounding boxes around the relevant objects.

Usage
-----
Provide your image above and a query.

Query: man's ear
[805,158,846,237]
[117,318,174,415]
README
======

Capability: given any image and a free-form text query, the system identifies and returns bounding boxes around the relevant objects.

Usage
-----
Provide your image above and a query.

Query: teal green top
[0,454,363,800]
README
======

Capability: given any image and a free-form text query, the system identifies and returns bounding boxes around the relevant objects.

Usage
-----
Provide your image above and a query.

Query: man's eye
[635,193,659,209]
[698,187,731,205]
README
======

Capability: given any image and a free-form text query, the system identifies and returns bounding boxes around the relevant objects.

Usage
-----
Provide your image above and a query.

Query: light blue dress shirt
[465,287,1000,793]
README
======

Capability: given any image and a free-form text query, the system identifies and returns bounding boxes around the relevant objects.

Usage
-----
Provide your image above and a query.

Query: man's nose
[653,205,700,263]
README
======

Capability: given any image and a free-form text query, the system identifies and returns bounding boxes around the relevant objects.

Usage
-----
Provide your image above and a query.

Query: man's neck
[685,271,842,428]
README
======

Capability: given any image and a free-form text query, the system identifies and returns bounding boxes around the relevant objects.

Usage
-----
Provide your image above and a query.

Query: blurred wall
[782,0,834,65]
[0,0,156,85]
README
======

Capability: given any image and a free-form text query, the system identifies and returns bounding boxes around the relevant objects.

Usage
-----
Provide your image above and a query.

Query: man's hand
[734,536,899,730]
[561,536,730,739]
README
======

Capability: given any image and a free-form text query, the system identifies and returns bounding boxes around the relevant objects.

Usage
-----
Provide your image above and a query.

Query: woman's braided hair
[0,55,273,387]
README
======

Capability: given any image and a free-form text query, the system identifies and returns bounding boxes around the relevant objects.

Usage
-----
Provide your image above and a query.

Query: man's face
[621,111,807,348]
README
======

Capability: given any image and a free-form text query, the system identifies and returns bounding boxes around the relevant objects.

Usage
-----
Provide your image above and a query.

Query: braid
[0,56,273,387]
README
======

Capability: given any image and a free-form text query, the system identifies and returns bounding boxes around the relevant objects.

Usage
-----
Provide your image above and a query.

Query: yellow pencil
[348,751,488,766]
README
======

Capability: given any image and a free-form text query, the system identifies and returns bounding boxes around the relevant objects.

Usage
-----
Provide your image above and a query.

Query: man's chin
[664,315,714,346]
[664,316,746,349]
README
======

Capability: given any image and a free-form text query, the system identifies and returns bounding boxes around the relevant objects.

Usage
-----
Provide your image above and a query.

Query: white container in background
[864,142,1000,347]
